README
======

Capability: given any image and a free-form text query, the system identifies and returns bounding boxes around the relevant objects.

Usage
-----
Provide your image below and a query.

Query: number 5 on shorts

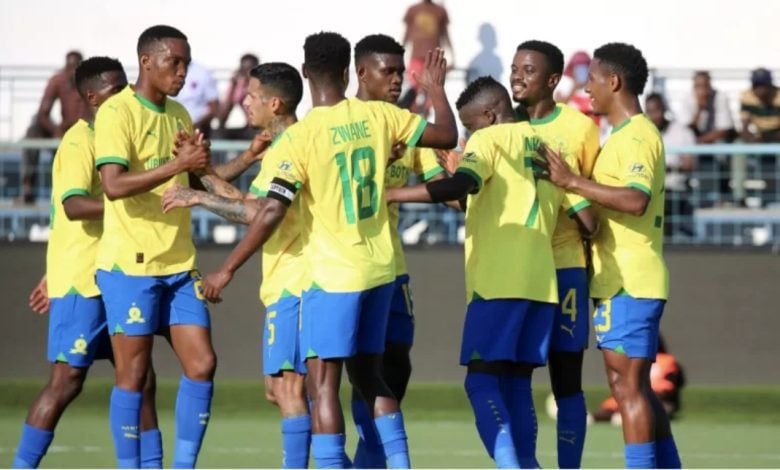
[267,310,277,345]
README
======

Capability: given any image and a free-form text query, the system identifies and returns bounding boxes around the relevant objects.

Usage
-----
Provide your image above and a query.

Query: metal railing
[0,140,779,248]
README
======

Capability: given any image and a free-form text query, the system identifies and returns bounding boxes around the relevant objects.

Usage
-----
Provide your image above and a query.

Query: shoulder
[559,104,597,132]
[96,92,129,120]
[740,89,758,105]
[61,120,92,145]
[166,98,190,119]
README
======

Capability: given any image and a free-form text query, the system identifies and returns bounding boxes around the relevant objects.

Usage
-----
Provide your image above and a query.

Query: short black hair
[241,53,260,65]
[303,31,351,79]
[66,50,83,61]
[516,40,564,75]
[137,25,187,56]
[456,76,509,110]
[593,42,649,95]
[354,34,405,63]
[249,62,304,110]
[74,56,125,96]
[645,92,666,108]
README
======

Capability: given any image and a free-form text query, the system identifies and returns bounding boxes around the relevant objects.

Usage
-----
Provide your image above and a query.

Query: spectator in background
[400,0,453,116]
[174,61,218,137]
[646,93,696,236]
[216,53,259,140]
[740,68,780,143]
[554,51,599,126]
[20,50,84,204]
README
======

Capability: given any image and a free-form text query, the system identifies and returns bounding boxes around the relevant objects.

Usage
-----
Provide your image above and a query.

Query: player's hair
[137,25,187,56]
[645,92,666,109]
[303,31,351,79]
[354,34,405,63]
[249,62,304,110]
[516,40,564,75]
[693,70,710,81]
[74,56,125,97]
[456,76,510,110]
[241,53,260,65]
[593,42,649,95]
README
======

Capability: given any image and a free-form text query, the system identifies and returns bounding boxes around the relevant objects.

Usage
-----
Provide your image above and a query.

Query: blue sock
[110,387,142,469]
[281,415,311,469]
[464,373,519,469]
[12,424,54,468]
[556,392,587,469]
[173,376,213,469]
[311,433,348,469]
[140,428,163,469]
[375,412,411,469]
[626,442,656,469]
[352,399,385,469]
[500,375,538,468]
[656,436,682,468]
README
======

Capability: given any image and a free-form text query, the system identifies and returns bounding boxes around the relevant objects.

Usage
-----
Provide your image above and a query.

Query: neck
[267,114,298,138]
[355,86,373,102]
[607,94,642,127]
[309,80,346,107]
[132,77,166,106]
[84,106,97,124]
[525,96,556,120]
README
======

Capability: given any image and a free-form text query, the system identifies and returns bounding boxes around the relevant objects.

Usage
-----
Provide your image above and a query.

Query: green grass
[2,380,779,468]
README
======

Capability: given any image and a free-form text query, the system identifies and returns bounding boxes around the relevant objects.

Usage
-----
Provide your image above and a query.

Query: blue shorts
[460,299,555,366]
[386,274,415,346]
[47,295,112,368]
[550,268,590,352]
[300,282,394,361]
[593,293,665,360]
[263,294,306,375]
[96,269,210,336]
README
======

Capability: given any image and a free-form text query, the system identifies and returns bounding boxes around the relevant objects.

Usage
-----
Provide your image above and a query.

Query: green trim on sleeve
[249,186,268,197]
[524,198,540,228]
[60,188,90,203]
[627,182,652,198]
[96,156,129,169]
[566,199,592,218]
[422,166,445,181]
[455,167,483,191]
[406,119,428,148]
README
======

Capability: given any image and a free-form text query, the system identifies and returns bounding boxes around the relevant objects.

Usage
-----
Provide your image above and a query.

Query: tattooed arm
[198,173,246,199]
[161,184,266,225]
[212,131,272,182]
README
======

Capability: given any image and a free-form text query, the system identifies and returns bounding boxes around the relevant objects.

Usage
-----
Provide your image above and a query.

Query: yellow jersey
[268,97,427,292]
[590,114,669,300]
[47,119,102,298]
[249,141,307,306]
[456,122,587,304]
[530,104,600,269]
[94,86,195,276]
[386,147,444,275]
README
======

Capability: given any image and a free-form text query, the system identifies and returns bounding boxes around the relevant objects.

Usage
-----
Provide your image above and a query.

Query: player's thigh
[301,288,362,361]
[160,270,211,330]
[386,274,415,347]
[459,298,530,366]
[516,300,556,366]
[48,295,111,368]
[594,295,664,360]
[550,267,590,353]
[263,295,306,376]
[357,281,395,355]
[96,270,163,336]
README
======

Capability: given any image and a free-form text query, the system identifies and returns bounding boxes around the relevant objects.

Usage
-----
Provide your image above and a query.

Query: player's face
[585,58,612,116]
[510,49,558,106]
[458,104,493,135]
[243,77,275,128]
[359,53,405,103]
[645,98,664,127]
[145,38,191,97]
[90,70,129,108]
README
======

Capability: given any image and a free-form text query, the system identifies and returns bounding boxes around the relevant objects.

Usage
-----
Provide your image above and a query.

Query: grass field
[2,380,779,468]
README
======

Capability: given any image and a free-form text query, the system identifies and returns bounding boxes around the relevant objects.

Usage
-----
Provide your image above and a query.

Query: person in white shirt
[174,61,218,137]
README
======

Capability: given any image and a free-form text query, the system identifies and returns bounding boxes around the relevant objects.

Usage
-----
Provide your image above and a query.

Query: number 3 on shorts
[594,299,611,333]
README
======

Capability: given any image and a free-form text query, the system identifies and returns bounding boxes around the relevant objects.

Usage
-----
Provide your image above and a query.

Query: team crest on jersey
[278,160,293,172]
[127,303,146,324]
[69,336,88,355]
[463,152,478,163]
[629,163,645,173]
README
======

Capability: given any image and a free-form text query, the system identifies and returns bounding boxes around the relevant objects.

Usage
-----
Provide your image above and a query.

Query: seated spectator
[175,61,218,137]
[216,53,260,140]
[20,50,84,204]
[645,93,696,236]
[740,68,780,143]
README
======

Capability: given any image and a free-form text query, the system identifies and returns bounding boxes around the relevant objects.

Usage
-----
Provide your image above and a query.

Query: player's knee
[184,351,217,381]
[51,367,85,402]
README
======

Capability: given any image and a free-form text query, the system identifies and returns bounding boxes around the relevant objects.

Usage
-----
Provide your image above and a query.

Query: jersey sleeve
[94,102,131,169]
[562,191,591,217]
[618,137,657,199]
[264,130,305,206]
[413,148,445,181]
[380,103,427,148]
[580,121,601,178]
[455,132,494,192]
[59,131,95,201]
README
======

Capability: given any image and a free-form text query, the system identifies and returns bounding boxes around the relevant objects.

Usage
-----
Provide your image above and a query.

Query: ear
[548,72,562,90]
[342,67,350,88]
[85,89,99,108]
[485,108,497,125]
[269,96,283,114]
[301,63,309,79]
[357,63,367,82]
[140,53,151,70]
[609,73,621,93]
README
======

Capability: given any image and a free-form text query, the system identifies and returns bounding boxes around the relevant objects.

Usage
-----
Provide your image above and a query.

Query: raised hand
[415,48,448,94]
[248,130,274,159]
[176,130,210,173]
[162,184,202,213]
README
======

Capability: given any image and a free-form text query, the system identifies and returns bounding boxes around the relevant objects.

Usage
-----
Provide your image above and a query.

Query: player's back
[458,122,561,304]
[94,85,195,276]
[272,97,427,292]
[47,119,103,298]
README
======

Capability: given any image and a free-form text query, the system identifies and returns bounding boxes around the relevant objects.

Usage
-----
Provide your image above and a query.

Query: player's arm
[36,77,61,136]
[538,144,650,217]
[59,136,103,220]
[211,131,272,182]
[63,195,103,220]
[414,49,458,149]
[161,183,266,225]
[388,172,477,203]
